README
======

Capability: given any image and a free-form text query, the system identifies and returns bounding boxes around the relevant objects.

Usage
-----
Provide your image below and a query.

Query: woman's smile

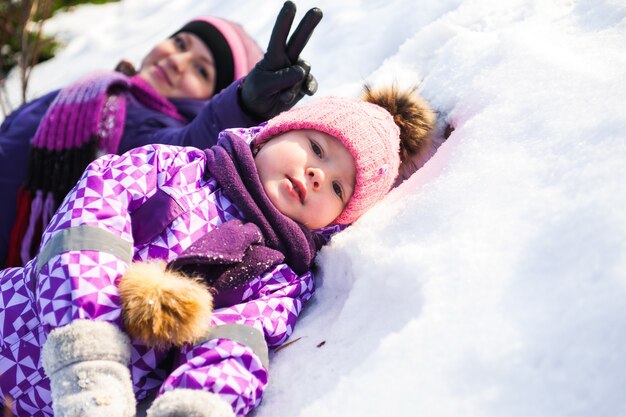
[152,64,173,87]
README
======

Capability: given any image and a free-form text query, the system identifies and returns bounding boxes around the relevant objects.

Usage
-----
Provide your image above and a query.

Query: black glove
[240,1,323,121]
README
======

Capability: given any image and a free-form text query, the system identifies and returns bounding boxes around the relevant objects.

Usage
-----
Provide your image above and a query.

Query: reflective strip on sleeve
[36,225,133,274]
[205,323,269,370]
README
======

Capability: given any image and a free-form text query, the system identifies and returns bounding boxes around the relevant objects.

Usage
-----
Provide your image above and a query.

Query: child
[1,1,322,267]
[0,85,434,417]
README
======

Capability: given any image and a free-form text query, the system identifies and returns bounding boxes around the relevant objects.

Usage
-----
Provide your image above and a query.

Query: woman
[0,1,322,267]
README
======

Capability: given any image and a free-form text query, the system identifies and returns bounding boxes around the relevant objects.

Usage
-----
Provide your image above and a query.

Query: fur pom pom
[119,261,213,349]
[362,84,436,164]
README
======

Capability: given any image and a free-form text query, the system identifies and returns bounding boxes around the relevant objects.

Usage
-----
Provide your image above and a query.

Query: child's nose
[306,167,325,190]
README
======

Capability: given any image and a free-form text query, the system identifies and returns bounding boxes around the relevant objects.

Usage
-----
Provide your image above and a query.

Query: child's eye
[174,36,186,51]
[310,140,323,158]
[333,181,344,200]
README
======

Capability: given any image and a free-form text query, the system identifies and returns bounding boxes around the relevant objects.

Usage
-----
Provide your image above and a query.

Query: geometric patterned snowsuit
[0,126,328,416]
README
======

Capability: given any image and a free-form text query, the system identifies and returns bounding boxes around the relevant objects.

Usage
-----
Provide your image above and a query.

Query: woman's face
[139,32,216,99]
[255,129,356,229]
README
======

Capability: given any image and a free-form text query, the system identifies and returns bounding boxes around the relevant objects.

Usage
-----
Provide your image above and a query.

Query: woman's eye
[310,140,323,157]
[333,182,343,199]
[174,36,186,51]
[197,65,209,80]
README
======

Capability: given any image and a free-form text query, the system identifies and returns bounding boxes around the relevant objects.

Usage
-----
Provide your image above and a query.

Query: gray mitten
[146,389,235,417]
[42,319,136,417]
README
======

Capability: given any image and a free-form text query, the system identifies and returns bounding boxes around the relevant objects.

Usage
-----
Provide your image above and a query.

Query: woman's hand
[240,1,322,120]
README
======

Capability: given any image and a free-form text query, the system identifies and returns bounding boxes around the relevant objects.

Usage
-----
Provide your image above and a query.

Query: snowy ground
[3,0,626,416]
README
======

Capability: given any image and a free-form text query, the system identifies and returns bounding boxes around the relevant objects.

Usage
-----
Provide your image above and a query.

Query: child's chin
[266,189,289,216]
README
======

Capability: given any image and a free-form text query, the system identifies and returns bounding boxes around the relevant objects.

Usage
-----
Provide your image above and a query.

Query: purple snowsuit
[0,126,333,417]
[0,77,257,266]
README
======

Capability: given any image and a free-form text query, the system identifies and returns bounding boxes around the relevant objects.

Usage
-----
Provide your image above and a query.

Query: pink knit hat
[174,17,263,92]
[255,96,401,225]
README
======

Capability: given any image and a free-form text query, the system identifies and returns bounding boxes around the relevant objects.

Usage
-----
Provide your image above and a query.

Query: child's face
[139,32,216,99]
[255,129,356,229]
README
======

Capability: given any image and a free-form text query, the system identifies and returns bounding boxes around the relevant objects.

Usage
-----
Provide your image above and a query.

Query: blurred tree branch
[20,0,55,104]
[0,0,55,116]
[0,0,119,116]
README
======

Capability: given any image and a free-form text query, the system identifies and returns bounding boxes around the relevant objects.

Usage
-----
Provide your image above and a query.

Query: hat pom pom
[362,84,436,164]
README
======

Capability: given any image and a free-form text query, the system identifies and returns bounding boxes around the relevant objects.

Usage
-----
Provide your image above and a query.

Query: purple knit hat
[174,17,263,93]
[255,96,401,225]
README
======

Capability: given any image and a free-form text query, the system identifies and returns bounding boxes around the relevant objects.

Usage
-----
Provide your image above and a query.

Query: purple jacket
[0,127,334,417]
[0,78,257,266]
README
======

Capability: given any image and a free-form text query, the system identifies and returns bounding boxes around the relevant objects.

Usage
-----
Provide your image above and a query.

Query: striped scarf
[5,71,183,268]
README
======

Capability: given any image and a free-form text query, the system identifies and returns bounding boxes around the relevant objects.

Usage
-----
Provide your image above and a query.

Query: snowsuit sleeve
[159,264,316,416]
[35,144,208,332]
[118,79,258,154]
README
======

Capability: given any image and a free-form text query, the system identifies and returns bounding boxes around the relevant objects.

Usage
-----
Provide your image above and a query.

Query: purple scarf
[168,132,325,307]
[28,71,183,199]
[10,71,183,267]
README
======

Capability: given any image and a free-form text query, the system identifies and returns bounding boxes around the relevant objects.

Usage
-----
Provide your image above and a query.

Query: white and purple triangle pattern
[0,144,316,417]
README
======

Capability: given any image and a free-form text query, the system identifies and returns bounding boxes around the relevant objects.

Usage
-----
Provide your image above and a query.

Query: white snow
[4,0,626,416]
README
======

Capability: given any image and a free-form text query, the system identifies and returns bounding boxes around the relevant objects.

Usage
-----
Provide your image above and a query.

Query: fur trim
[362,84,436,164]
[119,261,213,349]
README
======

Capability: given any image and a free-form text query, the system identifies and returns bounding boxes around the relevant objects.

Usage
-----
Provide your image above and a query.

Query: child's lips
[287,176,306,204]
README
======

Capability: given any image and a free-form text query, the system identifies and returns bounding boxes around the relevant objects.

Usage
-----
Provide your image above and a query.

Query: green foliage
[0,0,118,112]
[0,0,119,80]
[0,28,57,77]
[51,0,119,14]
[0,3,23,76]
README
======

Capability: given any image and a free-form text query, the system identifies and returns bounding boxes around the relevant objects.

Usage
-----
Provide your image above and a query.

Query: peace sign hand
[240,1,323,120]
